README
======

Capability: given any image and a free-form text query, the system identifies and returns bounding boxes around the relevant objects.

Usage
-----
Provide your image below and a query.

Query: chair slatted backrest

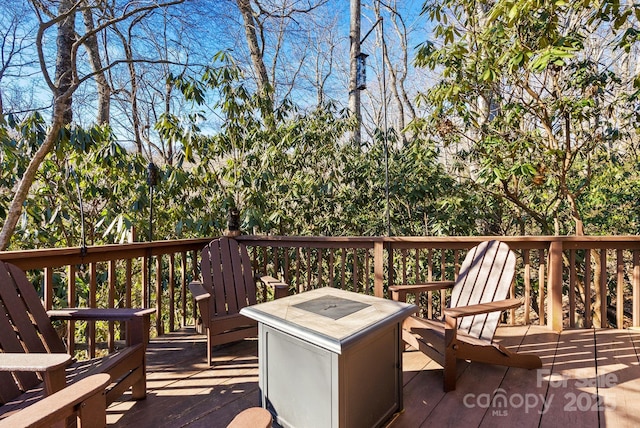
[449,241,516,342]
[0,262,67,403]
[200,237,258,317]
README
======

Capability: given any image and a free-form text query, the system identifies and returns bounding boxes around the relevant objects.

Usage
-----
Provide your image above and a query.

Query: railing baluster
[569,250,576,328]
[108,260,116,352]
[401,249,408,285]
[524,249,531,325]
[181,251,187,327]
[306,248,312,290]
[387,243,395,293]
[454,249,461,319]
[415,248,421,283]
[67,264,76,354]
[352,249,358,292]
[44,267,53,311]
[440,250,446,316]
[192,249,198,327]
[125,259,132,309]
[155,256,163,336]
[454,250,460,278]
[295,247,301,293]
[318,248,323,288]
[122,258,132,344]
[538,249,545,326]
[284,248,290,286]
[89,262,97,358]
[261,247,268,279]
[585,249,592,328]
[364,249,370,295]
[142,256,148,310]
[340,248,346,290]
[617,249,624,329]
[328,249,334,288]
[427,248,433,319]
[634,250,640,327]
[510,274,515,325]
[273,247,280,279]
[599,249,608,328]
[169,254,175,332]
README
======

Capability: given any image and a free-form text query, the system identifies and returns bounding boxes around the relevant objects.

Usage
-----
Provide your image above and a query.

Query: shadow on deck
[108,325,640,428]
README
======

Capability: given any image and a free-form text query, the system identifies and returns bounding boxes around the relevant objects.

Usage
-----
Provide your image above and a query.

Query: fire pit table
[240,287,416,428]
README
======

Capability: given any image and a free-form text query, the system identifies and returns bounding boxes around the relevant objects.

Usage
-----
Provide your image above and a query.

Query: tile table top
[241,287,416,353]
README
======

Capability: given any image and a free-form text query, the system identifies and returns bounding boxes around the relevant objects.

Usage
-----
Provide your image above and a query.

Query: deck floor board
[479,324,559,428]
[106,325,640,427]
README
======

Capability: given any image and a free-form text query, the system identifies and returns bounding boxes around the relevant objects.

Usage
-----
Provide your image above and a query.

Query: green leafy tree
[414,0,640,235]
[167,53,355,236]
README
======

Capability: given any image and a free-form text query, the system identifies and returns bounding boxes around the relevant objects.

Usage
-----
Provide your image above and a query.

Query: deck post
[547,240,563,332]
[374,240,384,298]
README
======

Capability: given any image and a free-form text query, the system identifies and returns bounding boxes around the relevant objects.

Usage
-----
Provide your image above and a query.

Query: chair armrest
[47,307,155,322]
[444,298,523,319]
[0,373,111,428]
[48,308,154,347]
[0,353,71,372]
[259,275,289,299]
[390,281,455,302]
[189,281,211,325]
[188,281,211,302]
[0,353,71,395]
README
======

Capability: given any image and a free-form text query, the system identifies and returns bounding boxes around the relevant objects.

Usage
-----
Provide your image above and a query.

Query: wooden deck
[107,325,640,427]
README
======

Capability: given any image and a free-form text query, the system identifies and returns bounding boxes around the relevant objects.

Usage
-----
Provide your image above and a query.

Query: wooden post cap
[226,407,272,428]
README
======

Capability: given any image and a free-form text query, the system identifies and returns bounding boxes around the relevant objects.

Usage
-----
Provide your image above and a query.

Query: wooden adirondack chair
[227,407,272,428]
[0,373,110,428]
[0,261,154,420]
[189,237,289,365]
[390,240,542,391]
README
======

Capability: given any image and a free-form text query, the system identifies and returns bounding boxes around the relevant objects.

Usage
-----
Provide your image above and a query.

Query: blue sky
[0,0,434,151]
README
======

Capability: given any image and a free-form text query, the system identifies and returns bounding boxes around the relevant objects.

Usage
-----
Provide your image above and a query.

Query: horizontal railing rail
[2,234,640,359]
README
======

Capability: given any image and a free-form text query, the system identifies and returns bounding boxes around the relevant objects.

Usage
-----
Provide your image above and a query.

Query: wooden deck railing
[238,236,640,332]
[1,235,640,358]
[0,238,211,357]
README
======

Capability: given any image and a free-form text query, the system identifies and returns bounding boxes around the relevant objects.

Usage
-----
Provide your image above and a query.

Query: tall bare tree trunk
[128,58,143,154]
[55,0,75,124]
[375,3,416,142]
[81,5,111,124]
[165,79,173,163]
[235,0,274,125]
[113,26,143,153]
[235,0,269,95]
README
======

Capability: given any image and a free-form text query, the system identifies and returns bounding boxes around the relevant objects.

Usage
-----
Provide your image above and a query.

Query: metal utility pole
[147,162,159,309]
[350,1,390,235]
[349,0,361,145]
[359,16,389,236]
